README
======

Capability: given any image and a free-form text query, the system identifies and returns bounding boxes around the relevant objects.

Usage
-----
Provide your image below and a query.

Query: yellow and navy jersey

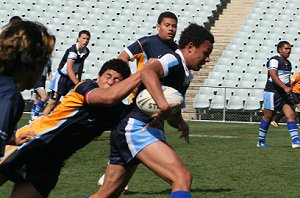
[15,79,125,160]
[265,54,292,94]
[125,35,177,102]
[0,76,24,157]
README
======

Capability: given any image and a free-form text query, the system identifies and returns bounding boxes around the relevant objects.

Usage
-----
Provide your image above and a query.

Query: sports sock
[33,100,45,116]
[170,191,191,198]
[286,121,299,141]
[31,103,36,116]
[258,119,270,142]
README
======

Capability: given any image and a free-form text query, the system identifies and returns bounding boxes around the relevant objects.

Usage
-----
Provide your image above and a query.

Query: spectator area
[193,0,300,121]
[0,0,225,104]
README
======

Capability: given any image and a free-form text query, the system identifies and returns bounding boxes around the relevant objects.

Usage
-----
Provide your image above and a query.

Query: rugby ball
[136,86,183,116]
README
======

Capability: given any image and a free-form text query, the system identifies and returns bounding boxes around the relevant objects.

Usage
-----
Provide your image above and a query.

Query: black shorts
[292,92,300,105]
[33,76,46,90]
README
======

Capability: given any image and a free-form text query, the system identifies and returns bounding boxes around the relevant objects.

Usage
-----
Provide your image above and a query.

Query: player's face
[279,44,292,58]
[157,18,177,42]
[98,69,124,88]
[187,40,213,71]
[77,33,90,49]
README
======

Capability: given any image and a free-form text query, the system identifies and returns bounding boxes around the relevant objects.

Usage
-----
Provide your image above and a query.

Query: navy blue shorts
[263,91,293,110]
[49,71,74,96]
[33,76,46,90]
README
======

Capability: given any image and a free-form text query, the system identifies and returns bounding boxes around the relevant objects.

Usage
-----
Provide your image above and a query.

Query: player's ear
[156,24,160,31]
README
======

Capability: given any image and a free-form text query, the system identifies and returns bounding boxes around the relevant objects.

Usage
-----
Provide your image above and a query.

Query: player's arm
[77,63,84,81]
[142,59,169,108]
[141,57,179,119]
[118,51,130,64]
[269,69,291,94]
[66,59,80,84]
[86,72,141,106]
[167,110,190,143]
[7,130,36,146]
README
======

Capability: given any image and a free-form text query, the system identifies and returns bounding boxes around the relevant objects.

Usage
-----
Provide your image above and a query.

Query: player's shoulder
[68,44,77,51]
[74,79,98,95]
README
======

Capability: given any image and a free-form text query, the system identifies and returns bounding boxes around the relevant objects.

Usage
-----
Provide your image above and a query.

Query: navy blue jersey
[265,55,292,94]
[0,76,24,157]
[58,43,89,75]
[131,49,192,123]
[125,34,177,71]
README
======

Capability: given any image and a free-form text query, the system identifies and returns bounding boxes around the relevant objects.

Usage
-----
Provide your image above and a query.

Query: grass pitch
[2,115,300,198]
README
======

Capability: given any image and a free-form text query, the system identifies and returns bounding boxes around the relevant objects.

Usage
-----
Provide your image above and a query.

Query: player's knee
[172,168,192,188]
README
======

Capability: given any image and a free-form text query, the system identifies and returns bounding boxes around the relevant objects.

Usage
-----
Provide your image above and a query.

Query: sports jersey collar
[175,49,193,79]
[76,42,88,58]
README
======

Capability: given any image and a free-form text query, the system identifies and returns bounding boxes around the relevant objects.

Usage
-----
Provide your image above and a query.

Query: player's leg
[136,141,192,197]
[257,91,275,147]
[282,103,300,148]
[257,109,274,147]
[33,88,47,115]
[31,88,48,122]
[90,164,138,198]
[10,181,43,198]
[42,91,60,116]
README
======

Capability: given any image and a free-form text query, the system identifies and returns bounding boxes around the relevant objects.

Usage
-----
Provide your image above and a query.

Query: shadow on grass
[122,187,233,196]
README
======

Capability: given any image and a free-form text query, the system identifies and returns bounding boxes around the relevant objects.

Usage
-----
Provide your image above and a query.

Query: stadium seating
[194,0,300,119]
[0,0,223,101]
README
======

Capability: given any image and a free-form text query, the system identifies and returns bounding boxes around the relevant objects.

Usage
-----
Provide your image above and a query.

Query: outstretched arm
[86,72,141,106]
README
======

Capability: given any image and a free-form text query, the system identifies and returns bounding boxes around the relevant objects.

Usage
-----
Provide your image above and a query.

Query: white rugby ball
[136,86,183,116]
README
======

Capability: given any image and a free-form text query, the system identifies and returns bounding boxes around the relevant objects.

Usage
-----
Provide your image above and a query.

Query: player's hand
[178,119,189,143]
[148,117,164,131]
[283,86,292,94]
[15,131,36,145]
[151,103,181,120]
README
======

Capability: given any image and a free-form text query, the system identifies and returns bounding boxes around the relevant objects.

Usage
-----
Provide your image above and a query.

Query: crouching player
[0,59,141,198]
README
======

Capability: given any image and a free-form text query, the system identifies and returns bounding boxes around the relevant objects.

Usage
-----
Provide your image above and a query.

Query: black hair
[9,16,22,23]
[78,30,91,38]
[99,59,130,79]
[277,41,291,53]
[178,23,214,49]
[157,11,177,24]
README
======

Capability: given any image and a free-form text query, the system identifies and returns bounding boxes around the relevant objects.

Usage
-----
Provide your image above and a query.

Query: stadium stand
[192,0,300,122]
[0,0,227,112]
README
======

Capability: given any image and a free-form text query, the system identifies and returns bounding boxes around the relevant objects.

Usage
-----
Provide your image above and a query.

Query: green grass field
[2,115,300,197]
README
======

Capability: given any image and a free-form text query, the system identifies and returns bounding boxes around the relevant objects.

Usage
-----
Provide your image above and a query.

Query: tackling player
[0,59,141,198]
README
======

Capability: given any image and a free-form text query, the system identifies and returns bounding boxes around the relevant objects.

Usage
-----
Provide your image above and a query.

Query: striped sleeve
[158,53,179,77]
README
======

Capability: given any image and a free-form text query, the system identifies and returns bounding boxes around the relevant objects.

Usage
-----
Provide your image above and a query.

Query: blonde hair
[0,20,55,75]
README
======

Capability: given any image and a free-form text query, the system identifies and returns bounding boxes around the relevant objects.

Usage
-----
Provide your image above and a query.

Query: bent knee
[171,168,192,188]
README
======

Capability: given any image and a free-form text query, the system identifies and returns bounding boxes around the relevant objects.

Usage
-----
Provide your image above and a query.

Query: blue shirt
[265,54,292,94]
[0,76,24,157]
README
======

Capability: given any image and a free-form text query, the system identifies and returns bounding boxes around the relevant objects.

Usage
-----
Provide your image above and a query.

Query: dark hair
[178,23,214,49]
[9,16,22,23]
[0,20,55,75]
[99,59,130,79]
[277,41,291,53]
[157,11,177,24]
[78,30,91,38]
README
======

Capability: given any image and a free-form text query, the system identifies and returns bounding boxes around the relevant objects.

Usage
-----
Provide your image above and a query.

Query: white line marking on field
[189,134,239,139]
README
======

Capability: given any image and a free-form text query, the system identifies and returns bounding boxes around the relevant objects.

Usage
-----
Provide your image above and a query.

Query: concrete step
[182,0,257,120]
